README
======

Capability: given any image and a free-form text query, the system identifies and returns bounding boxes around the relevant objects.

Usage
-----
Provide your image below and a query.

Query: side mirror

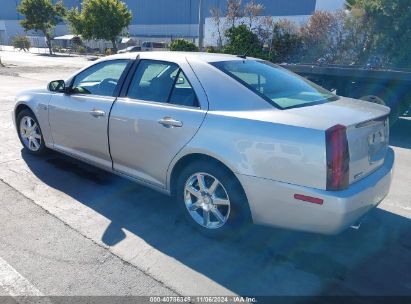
[48,80,66,93]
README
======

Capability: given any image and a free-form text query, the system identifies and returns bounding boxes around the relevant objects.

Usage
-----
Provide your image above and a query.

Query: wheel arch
[14,100,54,150]
[168,153,247,200]
[14,103,38,131]
[15,103,35,119]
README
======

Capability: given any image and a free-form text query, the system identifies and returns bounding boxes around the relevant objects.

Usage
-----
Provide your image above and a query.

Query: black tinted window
[211,60,338,109]
[72,60,129,96]
[127,60,198,107]
[128,60,179,103]
[169,70,198,107]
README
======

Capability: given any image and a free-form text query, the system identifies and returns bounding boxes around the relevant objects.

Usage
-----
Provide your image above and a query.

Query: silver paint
[13,52,394,234]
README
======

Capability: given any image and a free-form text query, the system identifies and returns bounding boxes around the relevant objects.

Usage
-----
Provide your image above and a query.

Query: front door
[48,59,130,168]
[109,59,207,188]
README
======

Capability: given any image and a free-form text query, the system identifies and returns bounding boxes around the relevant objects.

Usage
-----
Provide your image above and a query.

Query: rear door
[109,58,207,188]
[48,59,130,168]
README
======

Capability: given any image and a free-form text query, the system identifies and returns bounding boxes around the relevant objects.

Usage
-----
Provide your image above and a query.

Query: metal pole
[198,0,204,51]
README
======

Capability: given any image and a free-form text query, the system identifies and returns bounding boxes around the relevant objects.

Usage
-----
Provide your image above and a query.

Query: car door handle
[158,117,183,128]
[90,109,105,118]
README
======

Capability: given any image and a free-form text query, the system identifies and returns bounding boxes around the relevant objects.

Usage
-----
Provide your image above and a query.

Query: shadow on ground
[20,121,411,296]
[390,117,411,149]
[35,53,77,58]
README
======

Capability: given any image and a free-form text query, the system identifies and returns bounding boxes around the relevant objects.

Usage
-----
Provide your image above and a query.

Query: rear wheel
[358,95,386,106]
[176,161,251,238]
[17,109,47,155]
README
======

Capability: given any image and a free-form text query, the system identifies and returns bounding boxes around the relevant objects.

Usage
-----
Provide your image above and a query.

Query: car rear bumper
[236,147,394,234]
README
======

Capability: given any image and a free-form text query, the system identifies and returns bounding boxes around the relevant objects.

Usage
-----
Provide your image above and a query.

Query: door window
[128,60,178,103]
[127,60,198,107]
[71,60,129,96]
[169,70,198,107]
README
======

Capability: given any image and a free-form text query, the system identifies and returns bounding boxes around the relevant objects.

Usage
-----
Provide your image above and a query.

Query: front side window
[127,60,198,107]
[211,60,338,109]
[71,60,129,96]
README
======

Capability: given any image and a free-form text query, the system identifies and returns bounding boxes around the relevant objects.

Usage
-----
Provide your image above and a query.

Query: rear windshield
[211,60,338,109]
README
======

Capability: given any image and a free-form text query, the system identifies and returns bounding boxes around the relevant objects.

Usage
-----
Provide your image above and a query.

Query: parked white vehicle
[141,41,168,52]
[13,52,394,237]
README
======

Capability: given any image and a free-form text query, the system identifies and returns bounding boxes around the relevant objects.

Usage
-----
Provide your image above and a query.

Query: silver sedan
[13,52,394,236]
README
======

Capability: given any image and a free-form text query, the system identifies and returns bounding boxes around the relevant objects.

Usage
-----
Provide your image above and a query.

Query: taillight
[326,124,349,190]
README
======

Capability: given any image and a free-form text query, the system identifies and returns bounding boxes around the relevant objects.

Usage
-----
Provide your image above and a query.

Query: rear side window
[211,60,338,109]
[128,60,178,102]
[169,70,198,107]
[127,60,198,107]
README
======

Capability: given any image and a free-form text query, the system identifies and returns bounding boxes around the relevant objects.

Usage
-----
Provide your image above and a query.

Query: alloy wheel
[19,116,42,152]
[184,172,231,229]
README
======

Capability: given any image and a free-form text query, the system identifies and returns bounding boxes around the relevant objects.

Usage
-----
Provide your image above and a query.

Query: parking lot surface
[0,50,410,298]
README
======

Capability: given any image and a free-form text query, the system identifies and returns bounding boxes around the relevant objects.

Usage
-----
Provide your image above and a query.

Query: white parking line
[0,256,43,297]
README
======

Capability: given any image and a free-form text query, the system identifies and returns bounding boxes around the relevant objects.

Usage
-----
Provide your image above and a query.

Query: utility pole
[15,0,20,19]
[198,0,204,51]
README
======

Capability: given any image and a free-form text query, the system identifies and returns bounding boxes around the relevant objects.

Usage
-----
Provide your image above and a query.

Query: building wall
[315,0,346,11]
[0,21,6,45]
[0,0,316,22]
[0,0,344,45]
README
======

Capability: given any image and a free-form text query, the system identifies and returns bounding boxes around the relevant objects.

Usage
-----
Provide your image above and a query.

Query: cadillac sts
[13,52,394,236]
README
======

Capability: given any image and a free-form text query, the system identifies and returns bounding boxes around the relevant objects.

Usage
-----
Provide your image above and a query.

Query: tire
[176,161,251,238]
[353,86,400,125]
[16,109,48,155]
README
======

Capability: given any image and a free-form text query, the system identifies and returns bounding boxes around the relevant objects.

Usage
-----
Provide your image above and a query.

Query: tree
[300,11,349,63]
[17,0,66,55]
[170,39,198,52]
[223,24,262,57]
[354,0,411,68]
[300,11,334,62]
[67,0,132,53]
[244,0,264,29]
[343,7,373,64]
[210,6,224,49]
[12,35,32,51]
[226,0,243,29]
[345,0,358,10]
[269,19,303,63]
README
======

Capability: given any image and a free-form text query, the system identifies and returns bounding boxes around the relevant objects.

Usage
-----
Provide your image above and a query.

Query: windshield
[211,60,338,109]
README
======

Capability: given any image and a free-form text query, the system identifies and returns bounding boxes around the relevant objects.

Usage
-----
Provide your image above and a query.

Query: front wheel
[16,109,47,155]
[176,162,251,238]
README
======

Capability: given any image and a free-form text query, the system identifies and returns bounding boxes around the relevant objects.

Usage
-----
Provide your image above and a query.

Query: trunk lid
[218,96,390,187]
[286,97,390,185]
[346,114,389,184]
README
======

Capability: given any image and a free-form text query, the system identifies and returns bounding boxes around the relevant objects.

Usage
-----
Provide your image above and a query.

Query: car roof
[104,51,258,63]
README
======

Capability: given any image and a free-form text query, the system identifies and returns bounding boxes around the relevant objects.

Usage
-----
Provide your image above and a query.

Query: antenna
[237,50,249,59]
